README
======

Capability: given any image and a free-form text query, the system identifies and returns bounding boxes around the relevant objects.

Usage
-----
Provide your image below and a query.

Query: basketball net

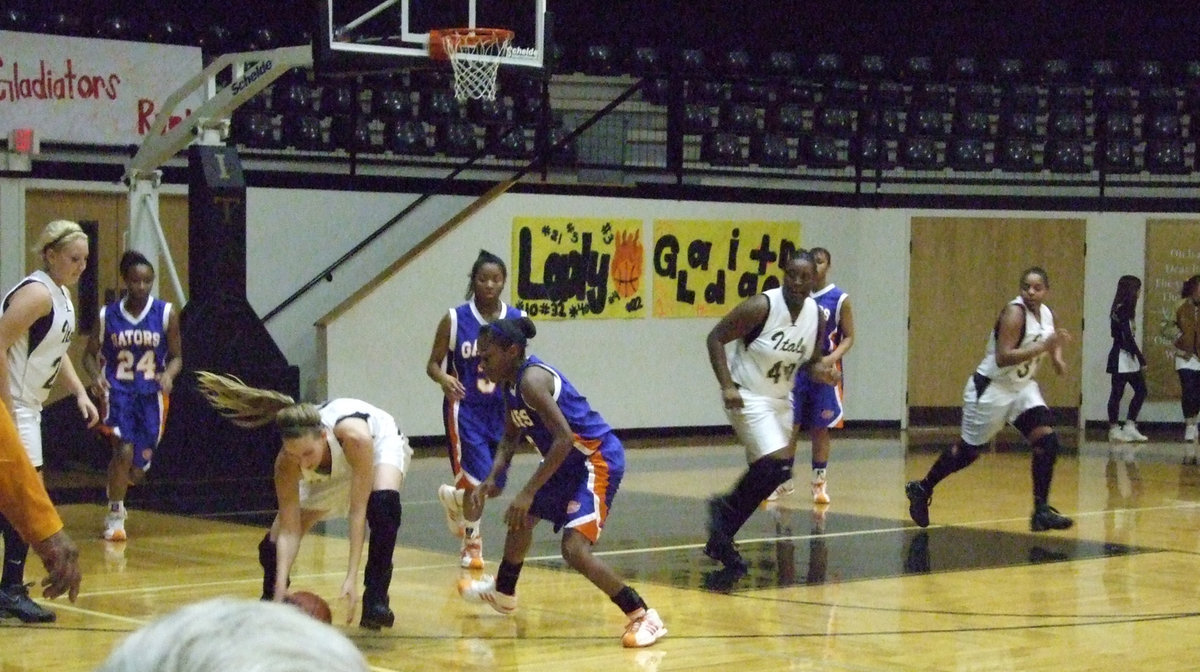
[434,28,514,101]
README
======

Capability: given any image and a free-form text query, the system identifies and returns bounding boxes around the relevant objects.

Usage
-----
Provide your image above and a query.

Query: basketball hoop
[430,27,514,101]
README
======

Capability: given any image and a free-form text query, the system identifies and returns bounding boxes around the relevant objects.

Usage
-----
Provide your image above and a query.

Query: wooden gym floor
[7,429,1200,671]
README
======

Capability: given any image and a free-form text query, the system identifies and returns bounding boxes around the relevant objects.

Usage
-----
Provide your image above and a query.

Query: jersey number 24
[114,349,158,380]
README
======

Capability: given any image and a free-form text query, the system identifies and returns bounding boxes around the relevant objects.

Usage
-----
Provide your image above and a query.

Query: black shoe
[703,537,748,573]
[360,600,395,630]
[0,583,55,623]
[704,497,748,572]
[1030,505,1074,532]
[905,481,931,528]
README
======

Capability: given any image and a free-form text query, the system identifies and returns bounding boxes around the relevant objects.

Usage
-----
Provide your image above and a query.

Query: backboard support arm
[124,44,315,308]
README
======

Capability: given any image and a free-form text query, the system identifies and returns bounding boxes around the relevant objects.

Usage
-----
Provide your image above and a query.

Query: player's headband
[485,319,527,347]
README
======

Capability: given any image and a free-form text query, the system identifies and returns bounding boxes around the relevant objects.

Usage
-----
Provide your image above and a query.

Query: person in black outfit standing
[1106,275,1148,443]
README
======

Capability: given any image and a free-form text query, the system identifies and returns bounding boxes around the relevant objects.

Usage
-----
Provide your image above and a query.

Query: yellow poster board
[1144,219,1200,400]
[512,217,646,320]
[651,220,802,318]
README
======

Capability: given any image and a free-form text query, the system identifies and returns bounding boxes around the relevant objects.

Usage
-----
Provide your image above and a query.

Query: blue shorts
[444,400,508,490]
[103,389,166,471]
[793,371,844,430]
[528,434,625,543]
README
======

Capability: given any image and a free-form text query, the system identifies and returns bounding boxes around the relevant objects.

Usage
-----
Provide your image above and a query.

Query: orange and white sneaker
[461,535,484,570]
[437,484,465,539]
[622,608,667,648]
[103,509,127,542]
[763,479,794,506]
[458,575,517,614]
[811,479,830,505]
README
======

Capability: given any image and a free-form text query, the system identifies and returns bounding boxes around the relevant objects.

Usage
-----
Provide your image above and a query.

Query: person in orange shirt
[0,408,82,603]
[1174,274,1200,455]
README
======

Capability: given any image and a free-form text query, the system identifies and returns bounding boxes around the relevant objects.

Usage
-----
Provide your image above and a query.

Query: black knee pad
[1031,432,1060,459]
[258,534,276,568]
[763,457,793,488]
[367,490,401,532]
[257,533,279,599]
[1013,406,1055,436]
[748,456,793,490]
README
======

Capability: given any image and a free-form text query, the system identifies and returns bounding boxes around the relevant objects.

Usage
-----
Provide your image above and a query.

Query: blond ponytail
[196,371,322,437]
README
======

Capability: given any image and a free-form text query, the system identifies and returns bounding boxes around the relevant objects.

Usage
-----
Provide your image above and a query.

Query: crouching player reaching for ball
[197,372,410,630]
[456,316,666,648]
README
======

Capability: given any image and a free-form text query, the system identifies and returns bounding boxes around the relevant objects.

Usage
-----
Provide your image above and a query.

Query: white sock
[464,518,481,539]
[812,468,827,483]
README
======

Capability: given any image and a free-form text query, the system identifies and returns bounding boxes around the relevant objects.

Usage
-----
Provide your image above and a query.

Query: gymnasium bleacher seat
[233,111,278,149]
[899,136,943,170]
[581,44,616,75]
[702,132,746,166]
[281,113,326,150]
[437,121,480,157]
[330,115,374,153]
[948,137,991,171]
[752,133,796,168]
[856,135,890,170]
[1046,139,1089,173]
[628,47,664,77]
[384,119,432,155]
[1101,138,1139,173]
[489,125,530,159]
[1146,139,1189,174]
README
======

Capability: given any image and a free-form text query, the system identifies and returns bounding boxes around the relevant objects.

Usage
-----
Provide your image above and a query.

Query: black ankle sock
[610,585,647,614]
[496,560,523,596]
[0,515,27,588]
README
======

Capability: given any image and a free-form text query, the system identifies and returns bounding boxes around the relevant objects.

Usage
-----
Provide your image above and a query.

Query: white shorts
[1117,350,1142,374]
[300,431,411,520]
[13,405,42,468]
[725,390,791,462]
[960,375,1047,446]
[1177,354,1200,372]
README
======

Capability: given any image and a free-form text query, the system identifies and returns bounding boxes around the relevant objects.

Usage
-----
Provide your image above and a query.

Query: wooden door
[908,216,1085,425]
[23,190,189,404]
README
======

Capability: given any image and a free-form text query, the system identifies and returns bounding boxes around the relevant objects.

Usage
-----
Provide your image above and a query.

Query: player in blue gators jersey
[425,250,523,571]
[85,251,182,543]
[788,246,855,509]
[456,316,666,649]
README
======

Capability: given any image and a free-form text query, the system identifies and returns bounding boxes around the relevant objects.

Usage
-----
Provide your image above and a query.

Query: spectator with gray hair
[95,598,369,672]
